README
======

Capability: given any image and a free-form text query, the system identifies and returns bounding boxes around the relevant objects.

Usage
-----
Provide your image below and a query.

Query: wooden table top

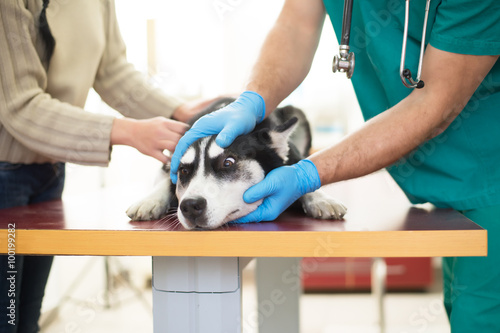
[0,171,486,257]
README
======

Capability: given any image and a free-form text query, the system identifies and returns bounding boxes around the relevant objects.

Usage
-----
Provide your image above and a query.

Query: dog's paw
[126,199,169,221]
[300,191,347,220]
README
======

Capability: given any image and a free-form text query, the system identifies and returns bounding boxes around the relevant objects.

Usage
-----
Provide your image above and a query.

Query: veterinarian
[0,1,217,332]
[171,0,500,331]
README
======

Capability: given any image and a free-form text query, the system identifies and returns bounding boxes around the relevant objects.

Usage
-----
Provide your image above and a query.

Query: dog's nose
[180,196,207,220]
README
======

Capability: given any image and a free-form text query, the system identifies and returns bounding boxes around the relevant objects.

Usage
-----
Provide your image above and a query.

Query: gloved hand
[170,91,265,183]
[232,159,321,223]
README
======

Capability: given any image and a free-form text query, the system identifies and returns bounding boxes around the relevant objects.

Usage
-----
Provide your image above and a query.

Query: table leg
[152,256,243,333]
[255,257,301,333]
[371,257,387,333]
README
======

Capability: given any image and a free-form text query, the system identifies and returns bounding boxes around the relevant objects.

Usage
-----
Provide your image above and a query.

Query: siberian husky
[127,98,347,230]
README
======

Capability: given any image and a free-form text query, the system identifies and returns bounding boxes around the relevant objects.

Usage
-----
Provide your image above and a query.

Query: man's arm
[246,0,326,114]
[237,46,498,222]
[309,45,499,184]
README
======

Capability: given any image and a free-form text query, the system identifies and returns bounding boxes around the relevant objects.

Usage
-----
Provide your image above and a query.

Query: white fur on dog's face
[176,137,264,230]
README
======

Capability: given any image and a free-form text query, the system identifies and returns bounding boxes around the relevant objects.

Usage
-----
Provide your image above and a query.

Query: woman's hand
[172,96,231,123]
[111,117,188,163]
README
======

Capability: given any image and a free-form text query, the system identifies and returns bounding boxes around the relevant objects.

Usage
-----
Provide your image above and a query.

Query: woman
[0,1,212,331]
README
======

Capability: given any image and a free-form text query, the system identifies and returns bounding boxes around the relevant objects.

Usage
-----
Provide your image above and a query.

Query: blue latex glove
[170,91,265,183]
[232,159,321,223]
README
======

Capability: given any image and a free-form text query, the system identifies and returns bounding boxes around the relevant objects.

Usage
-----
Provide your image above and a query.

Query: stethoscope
[332,0,431,89]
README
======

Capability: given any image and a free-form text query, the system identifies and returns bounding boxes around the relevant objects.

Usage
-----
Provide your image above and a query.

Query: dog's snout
[180,196,207,220]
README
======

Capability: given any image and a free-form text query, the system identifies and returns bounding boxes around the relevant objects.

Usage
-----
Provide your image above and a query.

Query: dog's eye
[179,166,190,176]
[223,157,235,168]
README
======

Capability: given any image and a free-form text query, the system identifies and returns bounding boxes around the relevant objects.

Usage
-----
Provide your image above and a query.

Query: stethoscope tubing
[334,0,431,90]
[400,0,431,89]
[332,0,355,78]
[340,0,354,46]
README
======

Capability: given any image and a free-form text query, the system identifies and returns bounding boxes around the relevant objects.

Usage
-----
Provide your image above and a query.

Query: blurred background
[63,0,362,197]
[39,1,448,332]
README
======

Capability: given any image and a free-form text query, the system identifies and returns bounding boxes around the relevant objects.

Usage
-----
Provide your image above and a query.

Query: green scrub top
[323,0,500,210]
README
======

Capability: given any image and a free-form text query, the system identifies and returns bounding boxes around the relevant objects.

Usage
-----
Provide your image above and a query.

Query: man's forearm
[246,0,326,114]
[309,94,434,184]
[309,46,498,185]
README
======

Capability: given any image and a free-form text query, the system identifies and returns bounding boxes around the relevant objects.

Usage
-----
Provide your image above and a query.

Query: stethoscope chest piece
[332,0,355,79]
[332,45,355,79]
[333,0,431,89]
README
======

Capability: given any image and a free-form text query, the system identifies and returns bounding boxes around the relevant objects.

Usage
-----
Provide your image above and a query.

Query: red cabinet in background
[301,257,433,292]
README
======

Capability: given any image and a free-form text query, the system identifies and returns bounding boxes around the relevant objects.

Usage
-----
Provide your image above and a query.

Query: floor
[39,257,450,333]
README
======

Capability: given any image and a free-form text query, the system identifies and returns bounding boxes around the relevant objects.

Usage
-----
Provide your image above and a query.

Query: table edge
[1,229,487,257]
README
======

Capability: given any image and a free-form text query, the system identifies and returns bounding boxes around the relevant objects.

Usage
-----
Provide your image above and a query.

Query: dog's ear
[268,117,298,162]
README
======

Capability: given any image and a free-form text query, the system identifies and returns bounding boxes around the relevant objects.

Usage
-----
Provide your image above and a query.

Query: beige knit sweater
[0,0,183,166]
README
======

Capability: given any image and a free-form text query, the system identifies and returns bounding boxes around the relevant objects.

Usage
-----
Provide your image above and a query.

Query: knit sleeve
[0,0,115,166]
[93,0,184,120]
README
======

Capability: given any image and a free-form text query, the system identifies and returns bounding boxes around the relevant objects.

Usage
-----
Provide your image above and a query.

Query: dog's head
[175,118,298,229]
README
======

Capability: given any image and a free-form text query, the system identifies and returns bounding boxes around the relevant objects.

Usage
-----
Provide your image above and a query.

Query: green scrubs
[322,0,500,331]
[444,204,500,331]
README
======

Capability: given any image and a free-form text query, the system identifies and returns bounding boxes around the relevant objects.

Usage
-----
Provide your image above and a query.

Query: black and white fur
[127,99,346,229]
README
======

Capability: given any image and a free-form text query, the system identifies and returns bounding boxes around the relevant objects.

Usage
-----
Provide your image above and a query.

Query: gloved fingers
[232,203,267,223]
[242,177,279,204]
[190,113,220,131]
[169,126,220,182]
[170,138,192,182]
[170,134,202,183]
[214,111,257,147]
[234,198,283,223]
[170,91,264,182]
[215,125,244,148]
[169,162,179,184]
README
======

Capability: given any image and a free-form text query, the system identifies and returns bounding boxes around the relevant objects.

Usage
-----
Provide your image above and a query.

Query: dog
[126,98,347,230]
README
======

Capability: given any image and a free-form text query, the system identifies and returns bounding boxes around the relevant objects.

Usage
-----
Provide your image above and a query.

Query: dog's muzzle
[179,196,208,227]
